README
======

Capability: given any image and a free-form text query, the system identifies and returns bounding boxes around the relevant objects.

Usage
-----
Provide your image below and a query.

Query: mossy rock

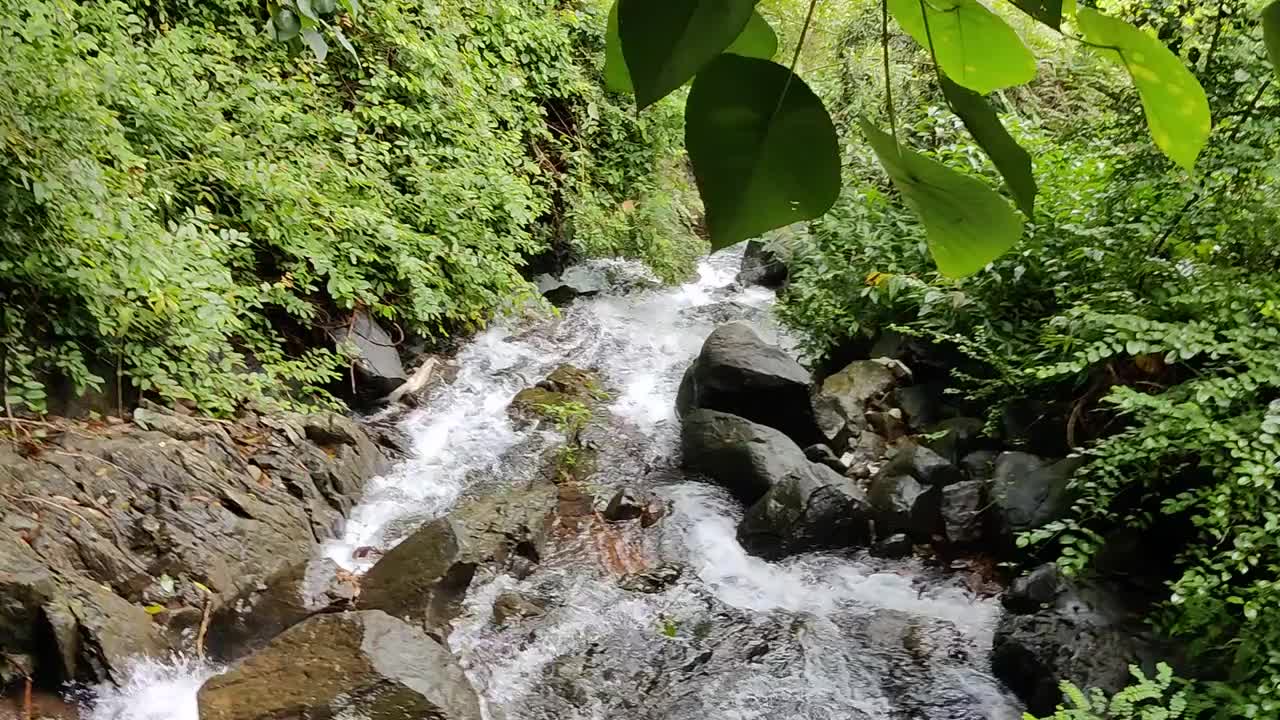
[508,364,603,424]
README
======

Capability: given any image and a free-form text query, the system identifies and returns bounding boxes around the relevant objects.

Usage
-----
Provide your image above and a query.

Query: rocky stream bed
[2,245,1168,720]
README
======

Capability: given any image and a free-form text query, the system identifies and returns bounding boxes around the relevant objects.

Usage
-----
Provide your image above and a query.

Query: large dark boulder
[681,409,823,506]
[736,240,787,287]
[810,359,898,449]
[993,568,1166,716]
[332,309,407,405]
[883,442,964,487]
[923,417,990,464]
[867,473,941,540]
[991,453,1085,535]
[198,610,482,720]
[677,323,819,446]
[738,462,871,559]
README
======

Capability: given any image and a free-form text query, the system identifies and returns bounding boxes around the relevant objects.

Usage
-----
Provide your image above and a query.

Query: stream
[87,247,1023,720]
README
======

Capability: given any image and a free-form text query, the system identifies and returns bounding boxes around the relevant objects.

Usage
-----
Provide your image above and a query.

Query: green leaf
[860,119,1024,277]
[295,0,318,21]
[334,26,359,66]
[724,11,778,60]
[301,28,328,62]
[618,0,756,109]
[273,8,301,41]
[341,0,359,20]
[143,603,166,615]
[604,3,631,93]
[887,0,1036,93]
[1075,8,1211,172]
[685,55,841,249]
[939,75,1036,216]
[313,0,337,14]
[606,3,774,96]
[1010,0,1062,29]
[1264,2,1280,80]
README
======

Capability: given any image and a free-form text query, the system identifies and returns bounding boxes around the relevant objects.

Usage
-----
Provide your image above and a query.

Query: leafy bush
[1027,664,1191,720]
[777,1,1280,715]
[0,0,701,415]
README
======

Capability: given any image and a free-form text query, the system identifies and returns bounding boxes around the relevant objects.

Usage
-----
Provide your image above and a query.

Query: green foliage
[1262,2,1280,80]
[609,0,1212,277]
[860,118,1024,278]
[887,0,1037,94]
[939,75,1037,216]
[686,55,840,249]
[1026,664,1189,720]
[0,0,698,415]
[779,1,1279,713]
[616,0,756,109]
[1075,8,1211,172]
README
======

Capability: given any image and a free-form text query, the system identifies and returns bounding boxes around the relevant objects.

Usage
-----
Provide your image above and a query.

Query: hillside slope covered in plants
[0,0,702,415]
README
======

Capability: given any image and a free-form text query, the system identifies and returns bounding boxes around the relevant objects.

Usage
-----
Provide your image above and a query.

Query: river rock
[868,473,941,540]
[198,610,482,720]
[991,453,1086,535]
[738,461,871,559]
[508,365,602,427]
[992,573,1163,715]
[0,409,385,685]
[603,487,646,522]
[359,519,475,635]
[960,450,1000,480]
[676,323,819,446]
[736,239,787,287]
[803,444,846,473]
[681,409,826,507]
[844,429,889,479]
[493,591,546,625]
[332,308,408,406]
[893,383,948,430]
[884,442,964,487]
[870,533,914,559]
[923,417,989,464]
[619,563,683,594]
[810,359,897,448]
[940,480,986,545]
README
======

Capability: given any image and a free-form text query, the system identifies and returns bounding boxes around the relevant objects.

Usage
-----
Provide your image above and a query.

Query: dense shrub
[776,0,1280,715]
[0,0,701,415]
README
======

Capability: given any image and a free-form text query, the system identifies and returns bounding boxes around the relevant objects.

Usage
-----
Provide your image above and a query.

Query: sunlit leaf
[296,0,318,21]
[1076,8,1211,172]
[887,0,1036,93]
[1010,0,1062,29]
[606,3,774,96]
[724,11,778,60]
[273,8,301,42]
[1264,2,1280,80]
[618,0,755,108]
[860,119,1024,277]
[939,75,1036,216]
[686,55,840,249]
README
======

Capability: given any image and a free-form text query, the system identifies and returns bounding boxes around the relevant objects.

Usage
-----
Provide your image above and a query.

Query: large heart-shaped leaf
[686,55,841,249]
[1264,2,1280,80]
[940,75,1036,216]
[1076,8,1211,172]
[887,0,1036,93]
[860,119,1024,278]
[618,0,756,109]
[605,4,775,94]
[1010,0,1063,30]
[724,11,778,60]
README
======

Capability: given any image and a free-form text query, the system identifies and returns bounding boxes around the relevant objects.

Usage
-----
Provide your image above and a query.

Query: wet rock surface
[0,407,386,684]
[198,610,482,720]
[676,323,819,446]
[736,239,788,288]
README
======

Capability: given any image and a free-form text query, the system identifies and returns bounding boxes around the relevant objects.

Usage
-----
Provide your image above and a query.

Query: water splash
[82,657,220,720]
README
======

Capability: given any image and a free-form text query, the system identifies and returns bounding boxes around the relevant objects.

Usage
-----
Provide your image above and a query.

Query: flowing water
[86,248,1022,720]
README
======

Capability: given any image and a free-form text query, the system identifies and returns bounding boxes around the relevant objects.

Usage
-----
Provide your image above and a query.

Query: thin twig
[196,594,212,661]
[22,675,31,720]
[881,0,898,140]
[771,0,821,121]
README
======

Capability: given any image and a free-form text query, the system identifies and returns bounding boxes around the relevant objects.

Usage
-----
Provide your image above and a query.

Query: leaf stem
[772,0,821,121]
[881,0,899,142]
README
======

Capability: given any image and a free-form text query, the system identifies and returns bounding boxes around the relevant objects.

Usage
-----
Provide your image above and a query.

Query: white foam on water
[83,657,219,720]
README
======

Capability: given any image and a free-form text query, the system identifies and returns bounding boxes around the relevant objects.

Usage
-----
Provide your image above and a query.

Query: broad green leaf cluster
[0,0,701,414]
[776,0,1280,714]
[608,0,1216,278]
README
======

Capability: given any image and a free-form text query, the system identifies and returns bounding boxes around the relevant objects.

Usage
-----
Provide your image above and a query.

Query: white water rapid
[84,248,1022,720]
